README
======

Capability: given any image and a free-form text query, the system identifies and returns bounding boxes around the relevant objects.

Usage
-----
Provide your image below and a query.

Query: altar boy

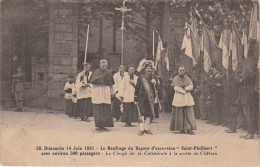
[119,65,138,127]
[76,62,93,122]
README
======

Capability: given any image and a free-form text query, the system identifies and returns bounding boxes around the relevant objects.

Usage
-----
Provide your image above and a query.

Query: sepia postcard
[0,0,259,166]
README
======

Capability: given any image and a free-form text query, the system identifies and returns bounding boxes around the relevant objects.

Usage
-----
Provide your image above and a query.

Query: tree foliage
[79,0,165,56]
[169,0,255,39]
[1,0,49,56]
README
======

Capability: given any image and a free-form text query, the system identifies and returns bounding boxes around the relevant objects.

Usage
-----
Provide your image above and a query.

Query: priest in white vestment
[89,59,114,131]
[170,65,197,134]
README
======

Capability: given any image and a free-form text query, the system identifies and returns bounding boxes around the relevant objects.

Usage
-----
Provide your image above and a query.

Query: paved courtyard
[0,107,259,166]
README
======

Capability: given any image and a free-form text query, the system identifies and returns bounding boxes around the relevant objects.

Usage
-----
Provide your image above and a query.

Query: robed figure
[170,65,197,134]
[75,63,93,121]
[89,59,115,131]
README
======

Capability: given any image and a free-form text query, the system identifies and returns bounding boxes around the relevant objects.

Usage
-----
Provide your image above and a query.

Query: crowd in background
[62,59,259,139]
[165,63,259,139]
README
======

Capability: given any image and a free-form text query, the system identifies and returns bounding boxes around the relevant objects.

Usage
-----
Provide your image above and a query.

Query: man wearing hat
[135,64,157,135]
[75,62,93,122]
[112,65,128,121]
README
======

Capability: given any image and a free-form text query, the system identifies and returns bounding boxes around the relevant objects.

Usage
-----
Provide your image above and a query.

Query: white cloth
[118,74,138,103]
[75,71,92,99]
[139,116,150,131]
[91,85,112,104]
[113,72,128,97]
[64,82,74,99]
[172,85,195,107]
[71,83,77,103]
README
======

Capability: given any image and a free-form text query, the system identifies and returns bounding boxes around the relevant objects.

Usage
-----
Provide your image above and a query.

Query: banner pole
[84,24,90,64]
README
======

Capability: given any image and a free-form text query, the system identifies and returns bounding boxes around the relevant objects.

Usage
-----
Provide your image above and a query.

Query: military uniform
[253,71,259,133]
[208,72,224,125]
[191,76,201,119]
[12,72,25,112]
[225,73,241,133]
[240,75,256,137]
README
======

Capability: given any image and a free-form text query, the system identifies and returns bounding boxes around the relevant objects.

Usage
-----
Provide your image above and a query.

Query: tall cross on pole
[115,0,131,65]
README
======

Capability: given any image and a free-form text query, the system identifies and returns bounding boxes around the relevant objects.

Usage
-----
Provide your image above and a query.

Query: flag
[155,35,164,69]
[257,44,260,69]
[249,1,260,68]
[155,33,169,82]
[229,26,241,71]
[167,34,177,72]
[219,29,232,69]
[249,1,259,41]
[242,40,259,78]
[242,21,249,58]
[201,26,212,73]
[208,29,222,67]
[242,1,259,78]
[190,17,200,65]
[165,49,170,71]
[182,23,197,65]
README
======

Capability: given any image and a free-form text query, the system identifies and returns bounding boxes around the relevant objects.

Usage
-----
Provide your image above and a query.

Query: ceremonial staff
[82,24,91,89]
[153,30,155,59]
[84,24,90,64]
[115,0,131,65]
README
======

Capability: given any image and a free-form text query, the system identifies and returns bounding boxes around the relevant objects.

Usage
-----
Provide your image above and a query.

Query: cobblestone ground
[0,107,259,166]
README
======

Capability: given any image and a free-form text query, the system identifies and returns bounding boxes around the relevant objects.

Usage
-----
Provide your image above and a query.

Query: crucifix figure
[115,0,131,65]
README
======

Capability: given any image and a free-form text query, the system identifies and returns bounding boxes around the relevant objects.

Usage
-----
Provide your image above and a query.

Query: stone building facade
[1,0,189,110]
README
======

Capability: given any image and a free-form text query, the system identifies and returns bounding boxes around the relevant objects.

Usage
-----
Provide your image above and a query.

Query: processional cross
[115,0,131,65]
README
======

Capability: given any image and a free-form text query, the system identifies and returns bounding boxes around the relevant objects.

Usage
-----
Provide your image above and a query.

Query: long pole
[84,24,90,63]
[121,13,124,65]
[115,0,131,65]
[152,30,155,59]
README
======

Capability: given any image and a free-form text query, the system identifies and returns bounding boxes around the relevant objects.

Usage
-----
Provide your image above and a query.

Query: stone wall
[47,2,78,110]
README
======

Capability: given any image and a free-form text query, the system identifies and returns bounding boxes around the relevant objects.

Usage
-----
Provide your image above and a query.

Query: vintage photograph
[0,0,259,166]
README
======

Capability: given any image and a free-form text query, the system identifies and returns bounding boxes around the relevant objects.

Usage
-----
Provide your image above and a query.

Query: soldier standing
[225,71,242,133]
[12,65,25,112]
[208,66,224,125]
[240,71,258,139]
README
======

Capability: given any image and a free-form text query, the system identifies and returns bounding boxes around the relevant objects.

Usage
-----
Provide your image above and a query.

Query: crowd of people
[63,58,198,136]
[63,58,259,138]
[11,58,259,139]
[66,58,259,138]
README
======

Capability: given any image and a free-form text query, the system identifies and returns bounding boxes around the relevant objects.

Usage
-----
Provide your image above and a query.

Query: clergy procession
[7,0,259,139]
[63,58,196,136]
[60,0,260,139]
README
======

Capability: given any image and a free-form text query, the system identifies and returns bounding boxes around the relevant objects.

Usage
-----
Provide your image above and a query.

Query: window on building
[38,72,44,81]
